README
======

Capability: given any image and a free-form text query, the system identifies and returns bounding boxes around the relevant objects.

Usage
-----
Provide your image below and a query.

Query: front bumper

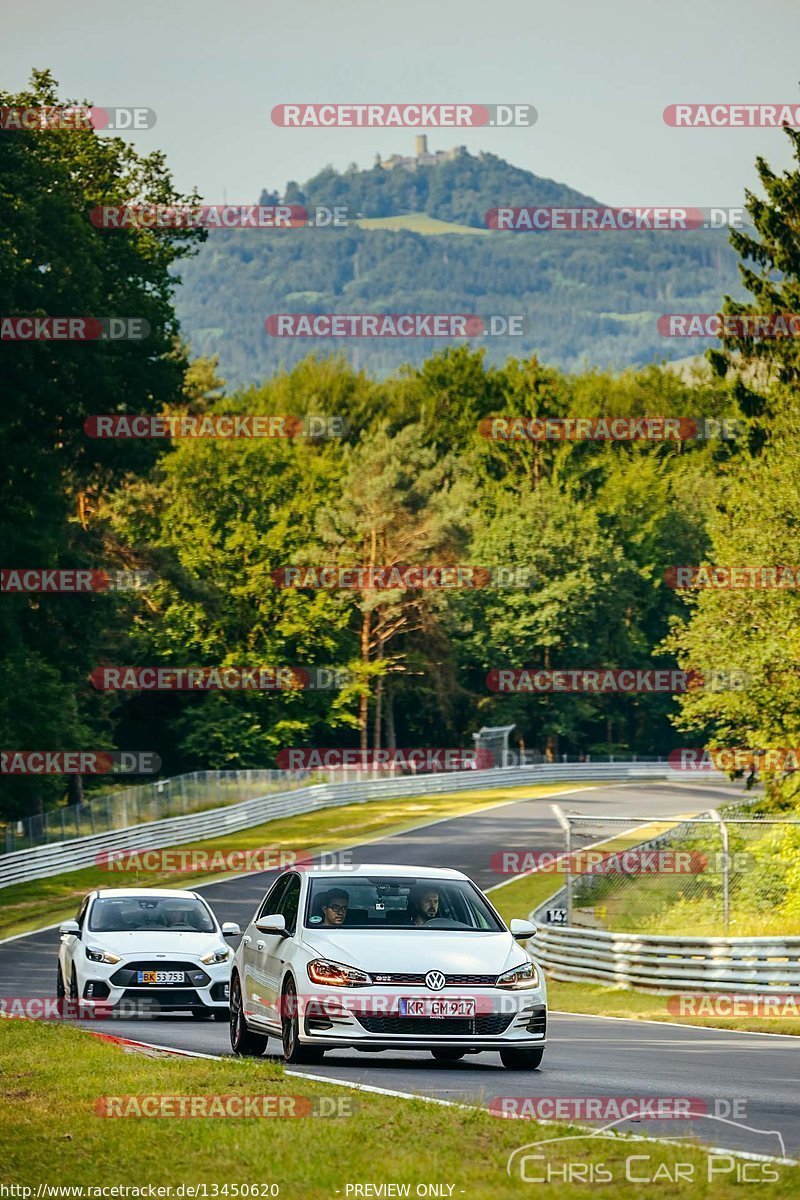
[79,957,231,1014]
[297,984,547,1049]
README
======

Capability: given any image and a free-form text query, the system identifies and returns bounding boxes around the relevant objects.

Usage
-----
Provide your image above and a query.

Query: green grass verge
[1,1022,795,1193]
[0,781,591,940]
[546,978,800,1037]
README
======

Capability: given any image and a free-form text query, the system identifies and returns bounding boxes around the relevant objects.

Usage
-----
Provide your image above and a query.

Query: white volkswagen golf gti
[230,864,547,1069]
[57,888,240,1018]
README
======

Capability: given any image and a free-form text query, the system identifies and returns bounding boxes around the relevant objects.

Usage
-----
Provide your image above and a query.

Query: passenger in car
[320,889,349,927]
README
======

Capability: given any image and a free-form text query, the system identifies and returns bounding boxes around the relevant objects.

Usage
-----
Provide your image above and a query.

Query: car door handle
[242,935,251,945]
[256,941,265,951]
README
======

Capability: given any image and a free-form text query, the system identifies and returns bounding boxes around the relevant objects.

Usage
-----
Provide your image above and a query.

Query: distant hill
[174,149,744,387]
[273,149,601,226]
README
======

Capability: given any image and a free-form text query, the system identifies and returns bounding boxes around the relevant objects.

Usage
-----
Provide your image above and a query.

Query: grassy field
[0,780,593,940]
[355,212,489,236]
[1,1021,794,1194]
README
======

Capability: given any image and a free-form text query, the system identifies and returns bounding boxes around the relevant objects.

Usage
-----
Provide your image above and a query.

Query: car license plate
[137,970,185,985]
[398,997,475,1018]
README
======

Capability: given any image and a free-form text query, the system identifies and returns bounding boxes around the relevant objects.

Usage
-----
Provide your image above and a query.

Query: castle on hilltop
[376,135,467,172]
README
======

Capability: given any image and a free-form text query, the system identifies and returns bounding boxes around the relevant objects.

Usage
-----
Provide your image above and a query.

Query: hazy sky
[3,0,799,207]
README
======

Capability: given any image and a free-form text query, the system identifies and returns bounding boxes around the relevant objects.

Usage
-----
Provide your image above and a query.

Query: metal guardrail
[530,924,800,994]
[0,760,687,889]
[529,804,799,994]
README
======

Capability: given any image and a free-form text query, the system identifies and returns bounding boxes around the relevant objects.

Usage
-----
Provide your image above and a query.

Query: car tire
[191,1008,213,1020]
[500,1047,544,1071]
[213,1009,229,1022]
[229,973,268,1057]
[56,964,65,1000]
[69,966,79,1001]
[281,978,325,1065]
[431,1049,466,1062]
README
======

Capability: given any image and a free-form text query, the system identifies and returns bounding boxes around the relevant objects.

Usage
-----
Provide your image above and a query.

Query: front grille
[110,962,210,988]
[120,988,201,1009]
[367,973,498,987]
[356,1013,513,1036]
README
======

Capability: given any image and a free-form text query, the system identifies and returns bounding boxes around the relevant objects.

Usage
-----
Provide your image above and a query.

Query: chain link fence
[541,807,800,937]
[1,752,668,855]
[1,769,319,854]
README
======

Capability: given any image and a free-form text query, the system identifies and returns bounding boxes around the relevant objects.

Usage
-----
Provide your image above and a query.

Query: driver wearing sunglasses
[320,889,349,927]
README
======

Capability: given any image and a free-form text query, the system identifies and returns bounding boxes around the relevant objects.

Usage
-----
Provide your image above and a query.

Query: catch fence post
[551,804,572,924]
[710,810,730,934]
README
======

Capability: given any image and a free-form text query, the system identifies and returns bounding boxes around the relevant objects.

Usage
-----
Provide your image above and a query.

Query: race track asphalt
[2,778,797,1159]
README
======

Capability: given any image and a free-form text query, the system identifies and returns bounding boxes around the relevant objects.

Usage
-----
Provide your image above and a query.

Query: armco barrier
[529,809,799,995]
[0,761,683,889]
[530,924,800,994]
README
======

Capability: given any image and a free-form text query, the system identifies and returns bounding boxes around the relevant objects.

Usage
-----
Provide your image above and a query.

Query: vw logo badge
[425,970,446,991]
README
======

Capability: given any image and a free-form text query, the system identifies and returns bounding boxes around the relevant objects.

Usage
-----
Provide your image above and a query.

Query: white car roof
[296,864,469,880]
[91,888,203,899]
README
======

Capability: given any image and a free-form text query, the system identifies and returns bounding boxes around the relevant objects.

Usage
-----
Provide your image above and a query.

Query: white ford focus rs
[57,888,240,1018]
[230,864,547,1069]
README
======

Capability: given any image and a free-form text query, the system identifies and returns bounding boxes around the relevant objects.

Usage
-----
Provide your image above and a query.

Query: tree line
[1,72,797,819]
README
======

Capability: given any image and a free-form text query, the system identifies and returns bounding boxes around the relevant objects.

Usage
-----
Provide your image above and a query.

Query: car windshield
[88,896,215,933]
[304,877,503,932]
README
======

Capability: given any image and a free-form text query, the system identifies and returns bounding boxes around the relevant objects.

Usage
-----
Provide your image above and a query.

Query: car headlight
[85,946,122,965]
[307,959,372,987]
[497,961,540,989]
[200,947,231,964]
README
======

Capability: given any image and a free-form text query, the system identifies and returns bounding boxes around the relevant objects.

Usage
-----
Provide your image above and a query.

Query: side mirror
[510,918,537,940]
[59,920,81,937]
[221,922,241,938]
[255,914,287,935]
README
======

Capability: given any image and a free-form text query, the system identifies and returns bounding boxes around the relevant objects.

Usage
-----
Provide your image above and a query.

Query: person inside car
[407,885,439,926]
[320,888,349,927]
